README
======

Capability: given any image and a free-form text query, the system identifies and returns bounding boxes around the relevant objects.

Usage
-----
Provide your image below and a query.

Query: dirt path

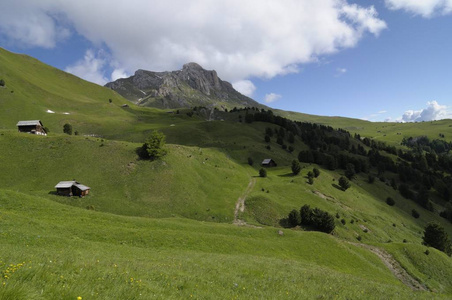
[354,243,427,291]
[233,177,257,227]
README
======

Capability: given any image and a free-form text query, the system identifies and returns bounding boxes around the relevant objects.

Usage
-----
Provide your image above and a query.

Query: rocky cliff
[105,63,262,109]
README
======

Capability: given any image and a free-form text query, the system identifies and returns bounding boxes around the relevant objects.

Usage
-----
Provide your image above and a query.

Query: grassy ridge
[0,130,249,221]
[1,189,444,299]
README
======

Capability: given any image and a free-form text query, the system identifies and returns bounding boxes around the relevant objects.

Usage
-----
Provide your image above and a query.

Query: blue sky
[0,0,451,122]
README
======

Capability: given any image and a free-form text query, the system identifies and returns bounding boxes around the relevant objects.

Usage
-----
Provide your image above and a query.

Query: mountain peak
[182,62,204,70]
[105,63,262,110]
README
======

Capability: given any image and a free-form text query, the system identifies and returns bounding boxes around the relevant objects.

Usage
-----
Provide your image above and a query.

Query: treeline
[232,107,452,222]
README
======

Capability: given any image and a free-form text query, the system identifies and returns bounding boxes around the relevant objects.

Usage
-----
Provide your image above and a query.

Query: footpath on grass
[354,243,428,291]
[233,177,258,227]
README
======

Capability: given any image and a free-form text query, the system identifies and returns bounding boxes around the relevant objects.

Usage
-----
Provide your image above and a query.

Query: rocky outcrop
[105,63,261,109]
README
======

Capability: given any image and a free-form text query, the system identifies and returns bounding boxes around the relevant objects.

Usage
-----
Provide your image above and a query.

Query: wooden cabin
[261,158,277,167]
[16,120,47,135]
[55,181,90,197]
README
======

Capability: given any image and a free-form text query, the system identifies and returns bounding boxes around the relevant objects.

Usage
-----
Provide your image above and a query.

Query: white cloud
[65,49,108,85]
[264,93,282,103]
[0,0,386,84]
[385,0,452,17]
[361,109,388,121]
[232,80,256,97]
[335,68,347,77]
[111,68,129,81]
[400,101,452,122]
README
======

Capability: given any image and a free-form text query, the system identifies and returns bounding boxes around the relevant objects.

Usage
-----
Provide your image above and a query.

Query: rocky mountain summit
[105,63,262,109]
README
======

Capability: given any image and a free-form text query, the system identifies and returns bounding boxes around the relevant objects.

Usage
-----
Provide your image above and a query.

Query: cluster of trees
[287,204,335,233]
[402,136,452,155]
[236,108,451,223]
[423,222,452,256]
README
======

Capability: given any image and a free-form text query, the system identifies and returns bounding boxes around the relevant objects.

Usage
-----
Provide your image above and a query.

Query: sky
[0,0,451,122]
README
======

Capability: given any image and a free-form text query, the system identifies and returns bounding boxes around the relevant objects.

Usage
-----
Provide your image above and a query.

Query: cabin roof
[16,120,42,126]
[55,181,90,190]
[262,159,273,164]
[74,183,90,191]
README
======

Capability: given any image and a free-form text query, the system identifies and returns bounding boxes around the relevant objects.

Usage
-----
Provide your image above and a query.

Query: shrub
[341,219,346,225]
[74,130,79,136]
[368,175,375,184]
[288,209,301,227]
[412,209,420,219]
[386,197,395,206]
[63,123,72,135]
[356,235,362,241]
[313,168,320,178]
[423,222,452,255]
[143,130,167,160]
[308,177,314,185]
[339,176,351,191]
[307,171,314,178]
[291,160,301,175]
[247,157,254,166]
[264,135,271,143]
[259,168,267,178]
[0,79,5,86]
[288,145,294,153]
[298,205,335,233]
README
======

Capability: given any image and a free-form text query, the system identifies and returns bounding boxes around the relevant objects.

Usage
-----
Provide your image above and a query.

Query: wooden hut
[55,181,90,197]
[16,120,47,135]
[261,158,277,167]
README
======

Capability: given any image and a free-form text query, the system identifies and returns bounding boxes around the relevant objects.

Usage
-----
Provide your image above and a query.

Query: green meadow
[1,47,451,299]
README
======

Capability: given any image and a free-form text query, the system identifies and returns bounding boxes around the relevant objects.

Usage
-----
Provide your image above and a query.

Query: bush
[63,123,72,135]
[313,168,320,178]
[0,79,5,86]
[368,175,375,184]
[259,168,267,178]
[308,177,314,185]
[339,176,351,191]
[386,197,395,206]
[341,219,346,225]
[423,222,452,255]
[412,209,420,219]
[298,205,335,233]
[291,160,301,175]
[142,130,167,160]
[288,209,301,227]
[247,157,254,166]
[265,135,271,143]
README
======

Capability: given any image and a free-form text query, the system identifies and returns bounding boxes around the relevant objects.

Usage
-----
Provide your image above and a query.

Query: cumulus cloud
[65,49,108,85]
[385,0,452,17]
[0,0,386,85]
[264,93,282,104]
[232,80,256,97]
[400,101,451,122]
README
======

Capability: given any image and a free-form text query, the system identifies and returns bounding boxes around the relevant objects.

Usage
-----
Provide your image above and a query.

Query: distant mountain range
[105,62,263,110]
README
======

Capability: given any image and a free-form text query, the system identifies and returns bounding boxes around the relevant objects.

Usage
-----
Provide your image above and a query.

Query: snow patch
[63,112,70,115]
[46,109,55,113]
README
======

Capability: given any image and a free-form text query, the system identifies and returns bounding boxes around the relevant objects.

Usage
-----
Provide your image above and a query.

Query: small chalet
[16,120,47,135]
[261,158,277,167]
[55,181,90,197]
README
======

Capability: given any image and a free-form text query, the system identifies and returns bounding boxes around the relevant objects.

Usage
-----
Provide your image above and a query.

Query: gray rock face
[105,63,261,109]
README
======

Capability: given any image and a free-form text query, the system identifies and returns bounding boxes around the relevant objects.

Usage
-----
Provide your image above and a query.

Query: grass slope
[1,189,447,299]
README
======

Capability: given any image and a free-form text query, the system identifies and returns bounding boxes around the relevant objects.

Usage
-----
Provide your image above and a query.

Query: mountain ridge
[105,62,264,110]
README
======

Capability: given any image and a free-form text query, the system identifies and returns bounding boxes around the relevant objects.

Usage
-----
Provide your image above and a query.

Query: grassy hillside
[1,47,452,298]
[1,189,451,299]
[280,109,452,145]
